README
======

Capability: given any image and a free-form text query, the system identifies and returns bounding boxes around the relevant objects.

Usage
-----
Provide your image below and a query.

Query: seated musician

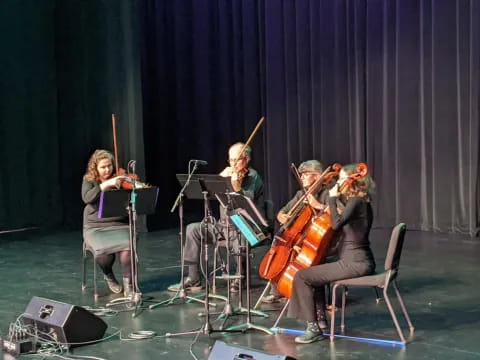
[261,160,330,304]
[287,164,376,344]
[168,142,265,293]
[82,149,133,296]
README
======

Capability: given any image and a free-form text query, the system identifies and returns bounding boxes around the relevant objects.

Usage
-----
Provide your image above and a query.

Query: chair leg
[212,246,218,293]
[383,286,407,343]
[272,299,290,329]
[340,286,346,331]
[330,284,339,342]
[374,287,382,303]
[254,281,271,310]
[393,281,415,332]
[82,250,87,291]
[93,256,98,301]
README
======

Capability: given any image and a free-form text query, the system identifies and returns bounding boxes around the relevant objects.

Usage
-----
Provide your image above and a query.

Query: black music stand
[99,186,158,317]
[223,193,272,334]
[176,174,234,199]
[149,173,229,310]
[164,174,242,337]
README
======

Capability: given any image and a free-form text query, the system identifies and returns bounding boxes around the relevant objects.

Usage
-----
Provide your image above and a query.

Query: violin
[112,114,149,190]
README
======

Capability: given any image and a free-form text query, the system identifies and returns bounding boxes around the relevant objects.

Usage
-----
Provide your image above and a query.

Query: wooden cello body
[275,208,336,298]
[267,163,368,298]
[259,205,314,280]
[259,165,341,280]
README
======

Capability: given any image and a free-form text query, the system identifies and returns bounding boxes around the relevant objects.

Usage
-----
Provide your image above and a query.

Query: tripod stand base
[106,292,155,318]
[149,291,215,309]
[226,321,274,335]
[233,306,269,318]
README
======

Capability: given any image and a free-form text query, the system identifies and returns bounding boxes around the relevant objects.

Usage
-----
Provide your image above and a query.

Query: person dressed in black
[261,160,330,304]
[168,142,264,293]
[82,149,133,296]
[287,163,376,344]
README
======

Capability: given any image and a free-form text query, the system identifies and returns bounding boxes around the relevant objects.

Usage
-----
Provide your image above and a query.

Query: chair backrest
[384,223,406,273]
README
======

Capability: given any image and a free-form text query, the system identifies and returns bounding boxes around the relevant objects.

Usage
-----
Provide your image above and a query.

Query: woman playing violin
[287,163,376,344]
[81,149,133,296]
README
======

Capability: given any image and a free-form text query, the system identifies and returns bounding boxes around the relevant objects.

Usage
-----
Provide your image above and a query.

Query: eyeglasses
[300,172,317,177]
[228,157,246,163]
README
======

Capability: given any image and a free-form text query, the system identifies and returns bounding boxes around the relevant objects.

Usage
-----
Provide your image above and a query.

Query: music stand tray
[216,192,268,247]
[176,174,233,200]
[98,187,159,218]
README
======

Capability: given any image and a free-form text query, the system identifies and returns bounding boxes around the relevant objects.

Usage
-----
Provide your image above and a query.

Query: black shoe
[123,277,133,297]
[317,313,329,331]
[167,277,203,292]
[104,273,123,294]
[295,322,324,344]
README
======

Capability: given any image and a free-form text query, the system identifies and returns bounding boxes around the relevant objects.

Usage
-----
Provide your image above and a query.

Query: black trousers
[287,259,374,322]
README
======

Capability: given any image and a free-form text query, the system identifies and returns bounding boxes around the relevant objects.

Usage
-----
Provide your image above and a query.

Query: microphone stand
[165,190,241,338]
[149,160,209,309]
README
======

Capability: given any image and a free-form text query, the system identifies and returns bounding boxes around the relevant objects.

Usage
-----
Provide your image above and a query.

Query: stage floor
[1,227,480,360]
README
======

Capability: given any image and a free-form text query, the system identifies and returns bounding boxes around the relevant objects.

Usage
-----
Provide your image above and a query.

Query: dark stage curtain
[54,0,145,228]
[141,0,480,236]
[1,0,479,236]
[0,1,62,230]
[0,0,144,230]
[140,0,266,227]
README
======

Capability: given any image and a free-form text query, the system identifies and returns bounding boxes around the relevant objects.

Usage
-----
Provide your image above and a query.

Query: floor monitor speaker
[208,340,296,360]
[22,296,107,347]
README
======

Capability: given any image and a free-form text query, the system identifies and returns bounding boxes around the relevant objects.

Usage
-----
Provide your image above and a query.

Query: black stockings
[96,250,132,278]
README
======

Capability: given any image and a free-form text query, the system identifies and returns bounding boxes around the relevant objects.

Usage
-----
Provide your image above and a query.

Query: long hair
[340,163,376,201]
[83,149,115,183]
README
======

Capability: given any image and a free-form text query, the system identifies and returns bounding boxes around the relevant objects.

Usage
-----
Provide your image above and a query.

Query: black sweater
[82,179,128,229]
[328,196,375,265]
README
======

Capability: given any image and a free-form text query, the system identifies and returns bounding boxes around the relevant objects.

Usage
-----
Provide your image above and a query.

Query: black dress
[287,196,376,322]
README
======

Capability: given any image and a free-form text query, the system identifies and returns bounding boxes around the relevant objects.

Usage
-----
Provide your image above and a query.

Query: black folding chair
[330,223,415,344]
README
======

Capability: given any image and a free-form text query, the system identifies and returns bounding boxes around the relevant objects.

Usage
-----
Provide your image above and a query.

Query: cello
[273,163,368,298]
[259,164,341,280]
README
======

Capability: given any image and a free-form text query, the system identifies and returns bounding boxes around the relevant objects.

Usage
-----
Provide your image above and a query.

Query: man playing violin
[261,160,331,304]
[168,142,265,293]
[287,164,376,344]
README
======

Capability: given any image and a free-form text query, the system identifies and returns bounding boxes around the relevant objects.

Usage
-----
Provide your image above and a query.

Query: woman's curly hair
[83,149,115,183]
[340,163,376,201]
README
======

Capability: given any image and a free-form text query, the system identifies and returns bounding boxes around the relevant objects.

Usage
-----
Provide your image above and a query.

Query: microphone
[191,159,208,165]
[128,160,136,173]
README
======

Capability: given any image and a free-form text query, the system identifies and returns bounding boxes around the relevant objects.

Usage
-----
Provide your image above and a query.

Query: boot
[123,277,133,297]
[316,309,328,331]
[294,322,324,344]
[104,273,123,294]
